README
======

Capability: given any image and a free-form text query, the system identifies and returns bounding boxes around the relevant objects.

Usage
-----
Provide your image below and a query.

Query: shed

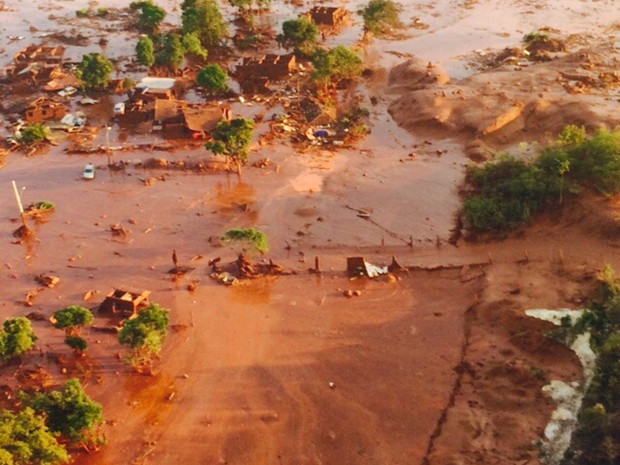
[99,289,151,317]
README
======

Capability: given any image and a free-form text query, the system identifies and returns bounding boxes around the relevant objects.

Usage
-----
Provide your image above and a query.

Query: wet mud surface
[2,0,620,464]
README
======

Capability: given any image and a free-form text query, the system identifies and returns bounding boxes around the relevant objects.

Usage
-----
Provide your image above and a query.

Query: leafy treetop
[76,53,114,90]
[359,0,401,35]
[129,1,166,34]
[29,379,103,444]
[0,408,69,465]
[221,228,269,254]
[0,318,37,363]
[276,17,318,56]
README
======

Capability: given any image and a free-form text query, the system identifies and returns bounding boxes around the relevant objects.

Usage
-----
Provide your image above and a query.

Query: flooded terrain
[1,0,620,464]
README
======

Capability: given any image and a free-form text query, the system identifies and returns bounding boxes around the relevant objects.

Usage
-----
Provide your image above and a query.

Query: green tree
[196,64,228,94]
[29,379,103,445]
[0,318,37,363]
[156,34,185,71]
[181,32,208,60]
[52,306,93,337]
[311,46,364,87]
[129,1,166,34]
[205,118,255,175]
[181,0,226,47]
[20,124,49,144]
[277,17,318,56]
[0,408,69,465]
[221,228,269,254]
[76,53,113,90]
[136,35,155,68]
[118,304,169,373]
[359,0,401,35]
[52,306,93,356]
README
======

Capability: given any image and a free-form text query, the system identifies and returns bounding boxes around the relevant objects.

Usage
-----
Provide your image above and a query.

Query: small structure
[307,6,347,27]
[135,77,182,101]
[24,97,66,124]
[236,54,296,82]
[346,257,388,278]
[99,289,151,317]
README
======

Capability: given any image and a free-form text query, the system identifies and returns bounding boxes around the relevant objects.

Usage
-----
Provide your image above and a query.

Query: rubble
[34,273,60,288]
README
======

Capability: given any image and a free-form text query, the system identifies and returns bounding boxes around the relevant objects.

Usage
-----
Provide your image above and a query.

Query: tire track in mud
[421,302,477,465]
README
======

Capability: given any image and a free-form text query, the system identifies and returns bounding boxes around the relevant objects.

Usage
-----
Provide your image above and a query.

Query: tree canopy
[0,408,69,465]
[0,318,37,363]
[359,0,401,35]
[136,35,155,67]
[205,118,255,174]
[181,0,226,47]
[76,53,113,90]
[52,306,93,333]
[221,228,269,254]
[196,64,228,93]
[181,32,208,60]
[118,304,169,371]
[29,379,103,444]
[277,17,318,56]
[129,1,166,34]
[311,46,364,86]
[156,34,185,70]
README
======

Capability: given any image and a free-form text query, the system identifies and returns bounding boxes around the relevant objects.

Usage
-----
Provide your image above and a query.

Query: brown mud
[2,0,620,464]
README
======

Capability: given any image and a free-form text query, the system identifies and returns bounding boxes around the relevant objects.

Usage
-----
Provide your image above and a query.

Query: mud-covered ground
[1,0,620,464]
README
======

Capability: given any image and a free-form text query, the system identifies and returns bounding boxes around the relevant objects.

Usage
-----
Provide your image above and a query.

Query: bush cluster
[464,127,620,232]
[560,266,620,464]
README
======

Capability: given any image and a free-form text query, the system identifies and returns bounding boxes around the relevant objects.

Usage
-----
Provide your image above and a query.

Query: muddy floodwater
[1,0,620,464]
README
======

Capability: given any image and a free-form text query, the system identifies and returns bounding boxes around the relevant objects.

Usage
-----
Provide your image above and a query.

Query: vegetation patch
[464,126,620,232]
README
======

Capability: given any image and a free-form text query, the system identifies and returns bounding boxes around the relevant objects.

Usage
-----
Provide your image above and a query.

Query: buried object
[347,256,388,278]
[99,289,151,317]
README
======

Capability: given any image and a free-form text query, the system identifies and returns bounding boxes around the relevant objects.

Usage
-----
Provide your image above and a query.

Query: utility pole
[105,125,112,166]
[11,180,30,232]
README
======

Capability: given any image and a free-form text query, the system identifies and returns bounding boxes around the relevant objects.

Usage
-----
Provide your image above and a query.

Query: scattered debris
[34,274,60,288]
[346,257,388,278]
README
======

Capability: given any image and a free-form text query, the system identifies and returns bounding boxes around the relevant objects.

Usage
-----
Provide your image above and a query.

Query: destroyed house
[236,54,296,81]
[14,45,66,65]
[24,97,66,124]
[159,102,232,139]
[119,98,154,125]
[307,6,347,26]
[99,289,150,317]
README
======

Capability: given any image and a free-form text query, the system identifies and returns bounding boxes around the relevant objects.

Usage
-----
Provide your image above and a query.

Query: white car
[83,163,95,180]
[114,102,125,116]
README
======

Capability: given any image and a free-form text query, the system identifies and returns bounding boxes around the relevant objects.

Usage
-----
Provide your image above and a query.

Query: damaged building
[235,53,296,93]
[24,97,67,124]
[7,44,67,83]
[120,97,231,139]
[307,6,348,27]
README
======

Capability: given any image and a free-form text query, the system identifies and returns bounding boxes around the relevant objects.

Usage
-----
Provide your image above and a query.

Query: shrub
[221,228,269,254]
[20,124,49,144]
[129,1,166,34]
[523,31,549,43]
[136,35,155,68]
[359,0,401,35]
